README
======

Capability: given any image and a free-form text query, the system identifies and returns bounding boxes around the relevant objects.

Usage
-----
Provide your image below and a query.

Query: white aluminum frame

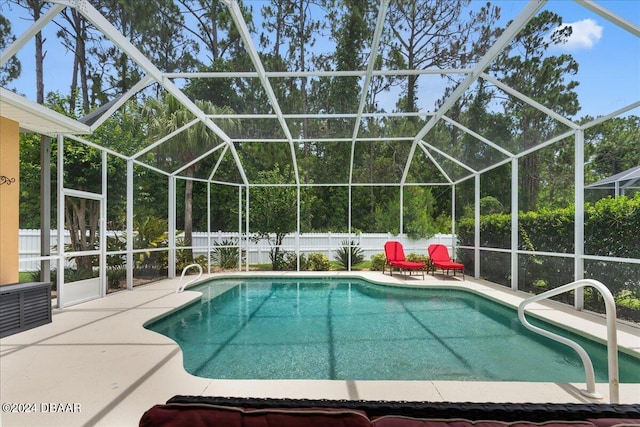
[1,0,637,310]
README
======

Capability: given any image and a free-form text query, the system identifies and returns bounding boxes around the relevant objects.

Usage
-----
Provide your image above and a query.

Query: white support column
[56,134,65,308]
[348,182,353,271]
[207,182,212,274]
[296,186,301,271]
[126,159,133,289]
[575,130,585,309]
[40,136,51,284]
[399,186,404,235]
[451,185,457,260]
[238,186,243,271]
[474,174,480,278]
[100,150,107,297]
[348,183,352,237]
[511,157,519,291]
[245,186,250,271]
[168,176,176,279]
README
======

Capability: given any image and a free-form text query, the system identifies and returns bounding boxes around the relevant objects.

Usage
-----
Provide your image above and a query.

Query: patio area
[1,271,638,427]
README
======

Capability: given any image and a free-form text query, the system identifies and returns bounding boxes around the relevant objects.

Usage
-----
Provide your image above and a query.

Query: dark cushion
[370,417,599,427]
[139,403,372,427]
[587,420,640,427]
[152,397,640,427]
[139,404,242,426]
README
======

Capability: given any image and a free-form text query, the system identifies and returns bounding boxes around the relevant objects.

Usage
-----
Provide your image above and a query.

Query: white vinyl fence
[224,232,456,265]
[18,229,456,271]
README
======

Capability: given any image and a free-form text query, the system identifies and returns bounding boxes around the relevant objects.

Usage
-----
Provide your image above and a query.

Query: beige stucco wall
[0,116,20,285]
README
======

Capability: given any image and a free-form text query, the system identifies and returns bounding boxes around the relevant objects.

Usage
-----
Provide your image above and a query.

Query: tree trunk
[68,10,80,113]
[76,10,90,113]
[28,0,45,104]
[184,167,194,262]
[65,197,99,271]
[210,2,219,60]
[60,2,88,113]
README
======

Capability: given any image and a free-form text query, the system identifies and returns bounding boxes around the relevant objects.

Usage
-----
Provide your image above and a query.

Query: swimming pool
[146,277,640,382]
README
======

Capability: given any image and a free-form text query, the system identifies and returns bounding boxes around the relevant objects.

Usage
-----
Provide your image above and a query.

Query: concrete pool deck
[1,271,638,426]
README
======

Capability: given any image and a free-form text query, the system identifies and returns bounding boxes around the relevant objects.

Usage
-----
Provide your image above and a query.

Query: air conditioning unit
[0,282,52,338]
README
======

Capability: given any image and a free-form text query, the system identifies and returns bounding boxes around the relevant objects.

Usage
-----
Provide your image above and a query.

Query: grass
[19,272,35,282]
[329,260,371,270]
[18,260,380,283]
[250,261,373,271]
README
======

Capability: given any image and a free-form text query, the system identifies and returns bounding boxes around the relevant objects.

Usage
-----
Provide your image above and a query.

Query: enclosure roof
[585,166,640,191]
[1,0,639,187]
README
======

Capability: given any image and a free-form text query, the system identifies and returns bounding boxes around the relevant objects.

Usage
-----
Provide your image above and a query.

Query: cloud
[554,19,603,50]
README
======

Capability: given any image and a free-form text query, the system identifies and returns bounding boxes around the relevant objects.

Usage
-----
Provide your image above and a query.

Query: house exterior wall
[0,116,20,285]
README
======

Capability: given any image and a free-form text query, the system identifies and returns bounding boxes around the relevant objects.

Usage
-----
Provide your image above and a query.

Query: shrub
[189,255,208,270]
[407,253,429,270]
[60,268,96,283]
[32,267,120,291]
[307,252,330,271]
[334,240,364,269]
[407,253,428,263]
[370,253,386,271]
[270,248,286,270]
[175,237,198,271]
[212,239,240,269]
[133,216,169,269]
[28,269,57,291]
[480,196,505,215]
[282,252,306,271]
[107,267,126,289]
[106,232,126,268]
[28,269,43,282]
[457,193,640,322]
[615,290,640,310]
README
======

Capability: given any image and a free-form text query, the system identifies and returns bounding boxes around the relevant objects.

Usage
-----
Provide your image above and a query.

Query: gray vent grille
[0,282,52,338]
[0,292,21,333]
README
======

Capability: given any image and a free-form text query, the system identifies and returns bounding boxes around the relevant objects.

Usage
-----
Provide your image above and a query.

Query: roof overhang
[0,88,91,135]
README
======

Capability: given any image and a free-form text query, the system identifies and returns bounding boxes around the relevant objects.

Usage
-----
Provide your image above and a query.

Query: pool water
[146,278,640,382]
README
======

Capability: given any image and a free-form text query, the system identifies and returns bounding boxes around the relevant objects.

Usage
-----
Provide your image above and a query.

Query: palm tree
[142,94,236,262]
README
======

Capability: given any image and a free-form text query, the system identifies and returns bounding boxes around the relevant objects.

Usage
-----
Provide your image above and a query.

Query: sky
[523,0,640,118]
[1,0,639,120]
[424,0,640,119]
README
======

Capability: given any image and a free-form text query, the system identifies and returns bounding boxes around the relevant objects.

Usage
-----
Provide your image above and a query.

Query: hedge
[458,193,640,322]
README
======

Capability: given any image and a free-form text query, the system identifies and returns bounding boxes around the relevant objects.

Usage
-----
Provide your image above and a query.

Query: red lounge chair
[384,241,424,278]
[428,244,464,280]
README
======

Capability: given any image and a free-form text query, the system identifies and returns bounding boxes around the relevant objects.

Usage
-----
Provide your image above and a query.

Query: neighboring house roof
[586,166,640,195]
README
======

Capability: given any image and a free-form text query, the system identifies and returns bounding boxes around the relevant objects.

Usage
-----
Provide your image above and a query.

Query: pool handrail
[518,279,619,403]
[175,263,203,293]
